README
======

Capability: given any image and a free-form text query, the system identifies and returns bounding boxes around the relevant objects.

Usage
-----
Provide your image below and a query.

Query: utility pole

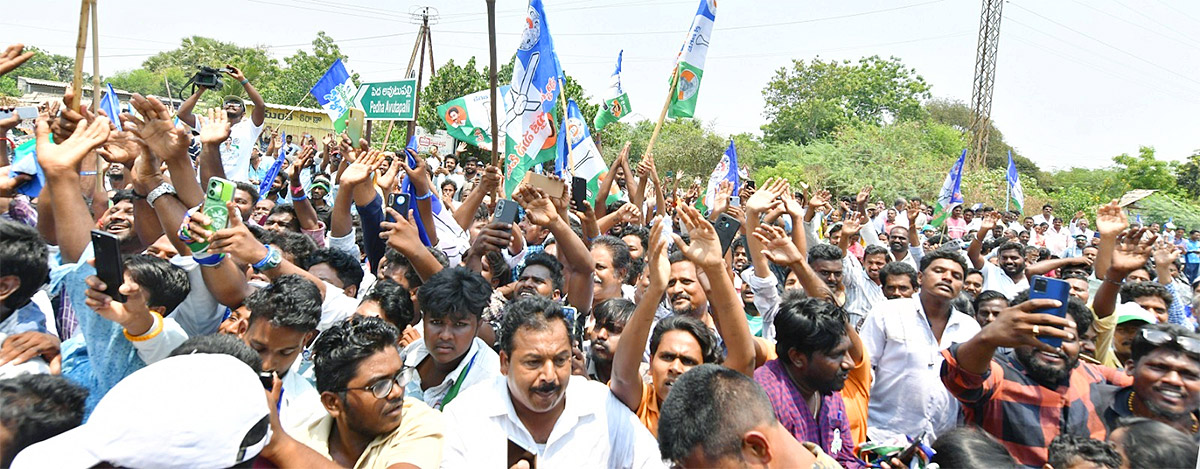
[404,6,438,145]
[968,0,1004,169]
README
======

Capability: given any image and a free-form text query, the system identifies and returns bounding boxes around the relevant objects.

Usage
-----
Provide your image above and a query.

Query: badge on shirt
[830,428,841,455]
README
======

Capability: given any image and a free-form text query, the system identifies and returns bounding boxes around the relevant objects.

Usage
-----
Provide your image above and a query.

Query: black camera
[193,66,232,91]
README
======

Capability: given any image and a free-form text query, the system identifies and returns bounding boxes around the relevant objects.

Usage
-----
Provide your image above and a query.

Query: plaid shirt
[941,344,1133,467]
[754,359,862,469]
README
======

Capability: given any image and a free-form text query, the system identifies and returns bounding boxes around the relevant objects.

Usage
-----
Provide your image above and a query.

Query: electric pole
[405,6,438,143]
[969,0,1004,169]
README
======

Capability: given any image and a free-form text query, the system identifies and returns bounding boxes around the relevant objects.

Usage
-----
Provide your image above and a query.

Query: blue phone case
[1029,275,1071,348]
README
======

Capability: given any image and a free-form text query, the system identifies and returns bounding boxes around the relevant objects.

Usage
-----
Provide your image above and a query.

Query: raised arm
[175,87,206,129]
[225,66,265,127]
[595,142,630,220]
[129,94,203,207]
[380,208,444,283]
[1093,228,1156,319]
[401,149,438,246]
[203,202,327,297]
[1026,256,1092,278]
[968,211,1001,269]
[1093,200,1127,281]
[514,185,595,314]
[744,178,785,277]
[610,221,669,411]
[950,298,1072,375]
[36,113,111,263]
[287,147,321,232]
[455,165,501,232]
[196,107,231,195]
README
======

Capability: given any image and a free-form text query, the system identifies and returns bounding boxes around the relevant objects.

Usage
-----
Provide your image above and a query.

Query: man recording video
[177,64,266,183]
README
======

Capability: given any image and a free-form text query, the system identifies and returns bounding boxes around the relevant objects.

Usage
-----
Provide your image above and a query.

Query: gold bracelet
[124,311,165,342]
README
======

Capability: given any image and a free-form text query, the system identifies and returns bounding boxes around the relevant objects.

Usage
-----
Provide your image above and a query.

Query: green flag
[437,86,509,151]
[667,0,716,119]
[594,51,632,131]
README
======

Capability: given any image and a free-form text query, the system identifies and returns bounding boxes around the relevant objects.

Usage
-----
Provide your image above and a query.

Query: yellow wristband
[124,311,165,342]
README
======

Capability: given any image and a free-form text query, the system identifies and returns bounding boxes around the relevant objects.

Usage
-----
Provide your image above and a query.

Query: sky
[4,0,1200,171]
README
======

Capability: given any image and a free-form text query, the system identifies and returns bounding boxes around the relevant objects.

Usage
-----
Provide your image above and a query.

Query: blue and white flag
[593,50,632,131]
[700,138,739,213]
[100,83,122,131]
[400,136,469,258]
[310,59,357,133]
[556,99,607,207]
[1007,150,1024,214]
[931,149,967,227]
[501,0,564,197]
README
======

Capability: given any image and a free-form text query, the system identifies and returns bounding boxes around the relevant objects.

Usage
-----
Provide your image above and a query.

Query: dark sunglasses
[1141,328,1200,356]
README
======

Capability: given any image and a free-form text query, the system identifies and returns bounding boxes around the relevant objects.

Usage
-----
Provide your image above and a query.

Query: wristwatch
[252,245,283,272]
[146,182,177,206]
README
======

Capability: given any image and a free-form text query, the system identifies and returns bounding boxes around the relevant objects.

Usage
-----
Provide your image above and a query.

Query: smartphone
[91,230,127,302]
[571,177,587,212]
[0,106,37,120]
[561,305,582,345]
[714,213,742,256]
[745,179,756,190]
[187,177,236,254]
[388,193,410,222]
[494,199,519,225]
[258,372,275,390]
[1030,275,1071,348]
[521,172,567,199]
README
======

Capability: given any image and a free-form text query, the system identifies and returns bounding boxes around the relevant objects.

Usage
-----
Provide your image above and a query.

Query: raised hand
[1109,228,1157,278]
[224,64,246,82]
[1095,200,1128,236]
[808,189,831,210]
[855,185,873,209]
[646,219,671,291]
[207,202,269,265]
[198,107,232,145]
[379,208,424,253]
[402,148,432,195]
[981,298,1076,353]
[0,44,35,77]
[467,221,514,258]
[35,113,110,174]
[754,224,805,266]
[513,185,560,227]
[980,211,1002,233]
[290,146,316,184]
[674,204,725,269]
[376,152,402,193]
[84,271,153,331]
[906,200,922,225]
[97,129,146,167]
[842,212,868,236]
[339,149,383,186]
[710,180,733,217]
[746,177,785,214]
[477,164,502,193]
[126,94,189,161]
[1154,242,1182,268]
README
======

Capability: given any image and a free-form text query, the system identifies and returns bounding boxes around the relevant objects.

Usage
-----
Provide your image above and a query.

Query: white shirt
[441,375,664,468]
[860,296,981,443]
[1031,213,1052,227]
[218,118,264,182]
[403,337,501,410]
[980,262,1029,300]
[743,268,782,341]
[1044,227,1071,257]
[843,253,885,329]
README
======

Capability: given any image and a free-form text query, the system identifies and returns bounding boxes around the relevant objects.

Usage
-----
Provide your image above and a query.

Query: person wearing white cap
[11,353,272,468]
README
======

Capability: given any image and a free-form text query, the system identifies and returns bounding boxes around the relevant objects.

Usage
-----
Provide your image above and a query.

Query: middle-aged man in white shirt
[1031,203,1054,227]
[441,295,663,468]
[860,249,982,443]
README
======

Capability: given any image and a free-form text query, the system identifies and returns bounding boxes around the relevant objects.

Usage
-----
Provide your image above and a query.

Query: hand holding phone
[494,199,519,225]
[1029,276,1071,348]
[388,193,411,223]
[571,177,588,212]
[91,230,127,302]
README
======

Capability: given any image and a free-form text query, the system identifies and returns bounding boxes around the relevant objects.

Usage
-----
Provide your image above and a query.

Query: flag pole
[486,0,500,170]
[643,66,679,159]
[90,0,100,113]
[71,0,90,112]
[558,77,573,177]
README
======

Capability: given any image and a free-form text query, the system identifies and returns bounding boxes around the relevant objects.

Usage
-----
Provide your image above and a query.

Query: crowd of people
[1,47,1200,469]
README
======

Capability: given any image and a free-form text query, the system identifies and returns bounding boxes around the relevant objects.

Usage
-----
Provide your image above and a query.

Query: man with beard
[753,296,862,468]
[587,299,634,383]
[877,261,918,300]
[940,292,1132,467]
[886,225,922,270]
[1096,323,1200,440]
[441,296,661,466]
[970,212,1030,299]
[177,65,265,182]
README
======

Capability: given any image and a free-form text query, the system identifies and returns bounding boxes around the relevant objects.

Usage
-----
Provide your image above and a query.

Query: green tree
[0,47,77,96]
[924,97,1046,184]
[761,55,931,144]
[1113,146,1179,193]
[1174,151,1200,200]
[257,32,355,107]
[106,67,191,98]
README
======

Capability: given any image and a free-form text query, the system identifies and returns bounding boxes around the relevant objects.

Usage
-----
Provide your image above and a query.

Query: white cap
[12,354,271,469]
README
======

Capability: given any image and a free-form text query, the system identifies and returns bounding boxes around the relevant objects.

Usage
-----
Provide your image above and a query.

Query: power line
[1107,0,1200,47]
[1065,0,1200,50]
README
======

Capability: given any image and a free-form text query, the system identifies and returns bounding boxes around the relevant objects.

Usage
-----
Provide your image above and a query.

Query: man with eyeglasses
[1097,324,1200,440]
[177,64,266,183]
[278,315,444,468]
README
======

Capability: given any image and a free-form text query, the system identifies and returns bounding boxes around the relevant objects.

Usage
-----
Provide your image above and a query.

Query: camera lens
[1034,278,1047,291]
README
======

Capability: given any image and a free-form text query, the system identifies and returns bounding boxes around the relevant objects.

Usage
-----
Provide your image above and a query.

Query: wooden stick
[487,0,500,169]
[90,0,100,113]
[71,0,89,112]
[643,65,680,159]
[406,19,427,143]
[381,120,394,151]
[558,78,572,176]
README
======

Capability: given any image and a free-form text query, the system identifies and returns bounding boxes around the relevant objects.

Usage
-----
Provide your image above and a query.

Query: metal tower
[969,0,1004,169]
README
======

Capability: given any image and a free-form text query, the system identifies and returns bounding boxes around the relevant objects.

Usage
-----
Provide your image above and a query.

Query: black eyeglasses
[341,367,415,399]
[1141,328,1200,356]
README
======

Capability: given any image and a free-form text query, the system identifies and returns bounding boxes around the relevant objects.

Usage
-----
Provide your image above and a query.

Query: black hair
[1110,417,1199,469]
[305,248,364,291]
[0,374,87,467]
[235,181,260,204]
[1119,281,1173,308]
[863,244,891,261]
[620,225,650,253]
[1043,203,1053,210]
[521,252,565,292]
[592,235,633,281]
[1130,323,1200,364]
[773,293,847,359]
[168,334,263,373]
[593,298,636,330]
[440,179,458,192]
[878,261,918,289]
[484,250,512,287]
[111,188,135,205]
[124,254,190,313]
[0,220,49,310]
[271,230,318,264]
[996,241,1025,258]
[966,268,983,278]
[807,243,842,265]
[650,315,722,365]
[361,278,415,328]
[919,248,969,275]
[267,204,301,232]
[245,274,322,332]
[657,364,779,465]
[1011,290,1094,334]
[311,315,400,394]
[498,295,568,357]
[382,247,423,290]
[972,290,1009,313]
[1047,434,1121,469]
[929,428,1019,469]
[418,266,492,320]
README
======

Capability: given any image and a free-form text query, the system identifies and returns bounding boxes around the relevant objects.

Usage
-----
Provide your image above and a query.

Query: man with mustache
[1096,323,1200,440]
[941,292,1133,467]
[441,296,661,466]
[587,298,634,384]
[754,296,862,468]
[277,316,445,468]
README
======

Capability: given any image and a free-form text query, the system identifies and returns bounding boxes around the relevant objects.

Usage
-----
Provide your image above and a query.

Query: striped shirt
[940,344,1133,467]
[754,360,863,469]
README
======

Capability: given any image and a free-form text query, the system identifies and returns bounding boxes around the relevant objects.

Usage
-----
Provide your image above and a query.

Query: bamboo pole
[71,0,90,112]
[406,17,429,142]
[487,0,500,169]
[643,65,680,159]
[90,0,100,113]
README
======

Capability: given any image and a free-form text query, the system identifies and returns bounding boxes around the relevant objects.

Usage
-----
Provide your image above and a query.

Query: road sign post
[354,79,418,121]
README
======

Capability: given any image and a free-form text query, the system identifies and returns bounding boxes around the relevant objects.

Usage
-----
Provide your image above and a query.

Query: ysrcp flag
[437,85,510,151]
[310,59,357,133]
[700,139,740,214]
[593,50,631,131]
[556,99,607,207]
[501,0,563,197]
[100,83,122,131]
[668,0,716,119]
[1007,150,1025,214]
[931,149,967,227]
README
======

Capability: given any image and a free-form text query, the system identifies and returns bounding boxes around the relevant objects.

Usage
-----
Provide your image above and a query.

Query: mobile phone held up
[187,177,236,254]
[387,193,410,223]
[494,199,519,225]
[91,230,127,303]
[1029,275,1071,348]
[715,213,742,256]
[571,177,588,212]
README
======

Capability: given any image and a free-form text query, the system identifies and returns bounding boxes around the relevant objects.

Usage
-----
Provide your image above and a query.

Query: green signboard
[354,79,418,121]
